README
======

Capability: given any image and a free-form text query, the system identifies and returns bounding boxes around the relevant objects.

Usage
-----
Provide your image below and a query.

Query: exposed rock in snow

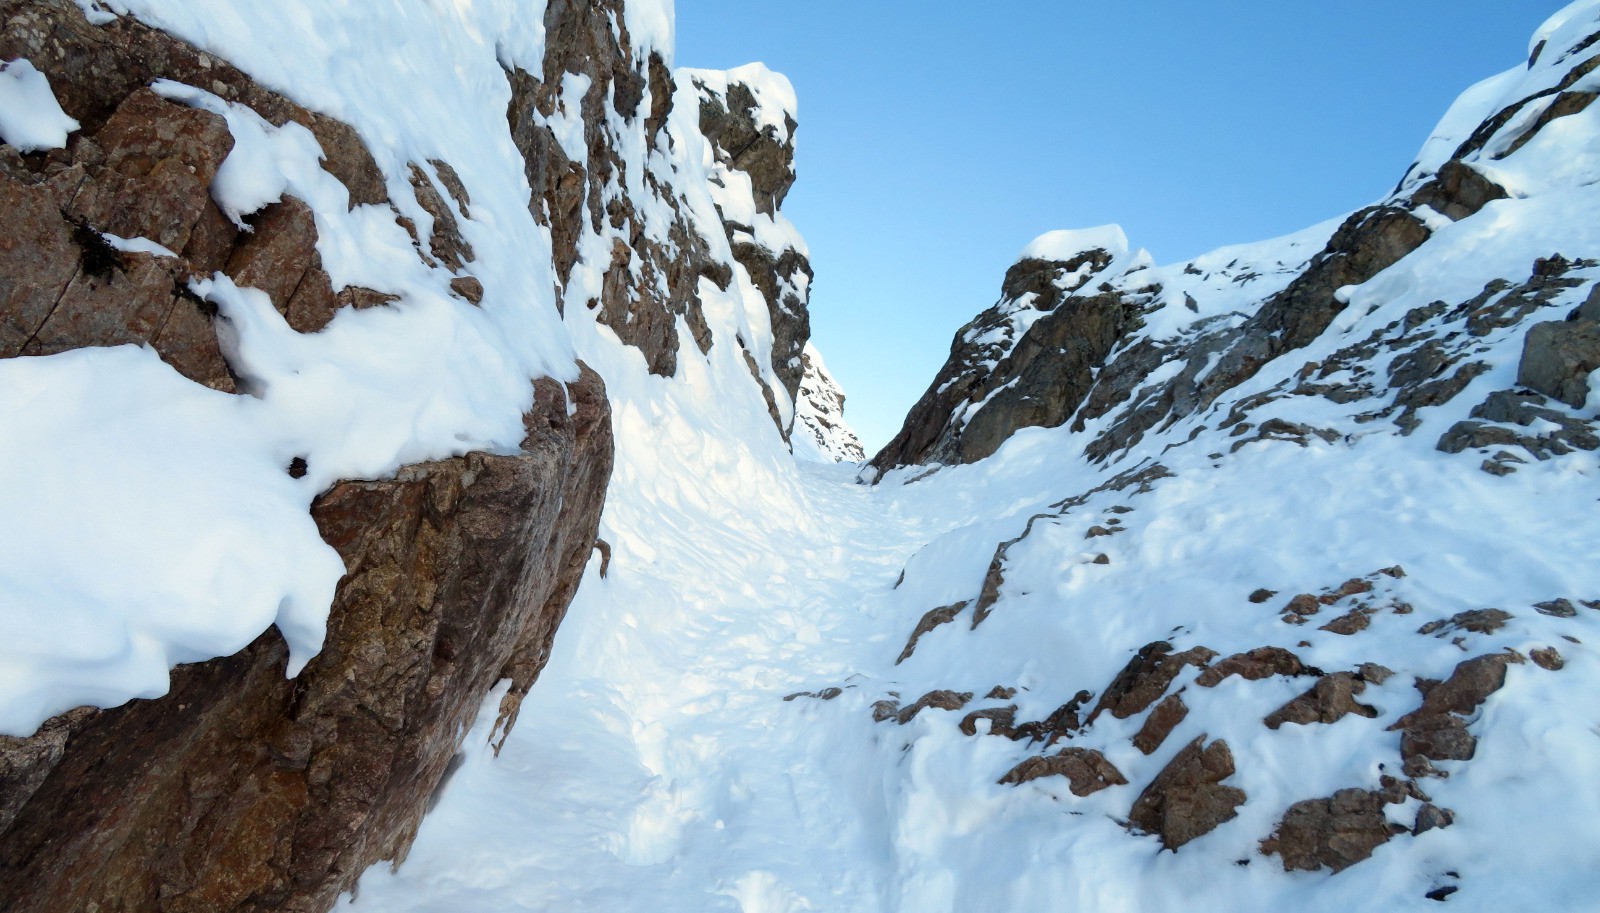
[792,342,865,461]
[692,64,813,439]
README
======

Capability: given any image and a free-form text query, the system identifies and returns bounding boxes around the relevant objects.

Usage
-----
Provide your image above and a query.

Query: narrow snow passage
[348,450,953,913]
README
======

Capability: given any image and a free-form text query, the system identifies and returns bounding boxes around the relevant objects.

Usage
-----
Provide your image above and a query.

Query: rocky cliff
[0,0,828,910]
[792,342,865,461]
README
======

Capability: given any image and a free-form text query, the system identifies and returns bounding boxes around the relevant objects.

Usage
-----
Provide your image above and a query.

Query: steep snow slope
[351,4,1600,912]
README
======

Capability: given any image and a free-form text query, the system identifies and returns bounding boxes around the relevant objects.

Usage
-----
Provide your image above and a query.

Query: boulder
[1127,737,1246,850]
[1261,789,1399,873]
[1518,318,1600,408]
[999,748,1127,796]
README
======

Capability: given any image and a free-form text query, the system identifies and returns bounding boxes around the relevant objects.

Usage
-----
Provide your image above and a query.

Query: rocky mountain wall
[0,0,854,908]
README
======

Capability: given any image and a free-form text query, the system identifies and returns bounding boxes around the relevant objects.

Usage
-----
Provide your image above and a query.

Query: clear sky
[675,1,1560,454]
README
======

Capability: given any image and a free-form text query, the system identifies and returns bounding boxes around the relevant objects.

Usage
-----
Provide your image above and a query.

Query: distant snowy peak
[792,342,865,462]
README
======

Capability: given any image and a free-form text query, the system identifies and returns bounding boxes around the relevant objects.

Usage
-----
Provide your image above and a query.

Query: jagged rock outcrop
[502,0,722,379]
[792,342,865,461]
[0,3,619,911]
[500,27,813,440]
[869,230,1142,472]
[693,67,813,437]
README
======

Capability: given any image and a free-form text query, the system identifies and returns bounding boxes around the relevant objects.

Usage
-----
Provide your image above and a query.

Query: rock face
[868,239,1139,472]
[792,343,866,461]
[0,3,621,911]
[0,370,612,913]
[502,23,812,440]
[692,68,813,438]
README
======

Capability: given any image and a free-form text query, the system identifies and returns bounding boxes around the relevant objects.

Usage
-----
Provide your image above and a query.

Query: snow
[0,58,79,152]
[1018,224,1129,263]
[0,346,342,735]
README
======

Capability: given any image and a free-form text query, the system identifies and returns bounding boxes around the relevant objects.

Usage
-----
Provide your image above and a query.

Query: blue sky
[675,1,1560,453]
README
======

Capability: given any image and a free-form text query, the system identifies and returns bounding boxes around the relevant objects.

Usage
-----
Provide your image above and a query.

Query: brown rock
[1248,588,1278,604]
[20,244,177,356]
[871,700,901,724]
[1393,653,1519,728]
[998,747,1127,796]
[224,196,319,317]
[959,706,1019,738]
[1012,690,1094,745]
[1417,608,1512,637]
[1281,593,1321,619]
[1088,641,1217,723]
[1534,598,1578,618]
[0,367,613,913]
[1318,577,1374,605]
[408,162,474,272]
[1531,647,1565,670]
[1264,673,1379,729]
[895,690,974,725]
[0,176,81,355]
[1196,646,1309,687]
[1319,607,1374,635]
[1132,692,1188,755]
[896,600,969,664]
[1408,159,1509,222]
[1518,318,1600,408]
[1,0,385,209]
[1390,652,1521,777]
[284,261,339,333]
[450,275,485,305]
[1127,737,1246,850]
[1261,789,1398,873]
[1413,803,1455,835]
[1358,663,1395,685]
[64,88,234,254]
